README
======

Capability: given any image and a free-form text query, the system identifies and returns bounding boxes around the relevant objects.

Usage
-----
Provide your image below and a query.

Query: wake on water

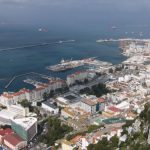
[0,40,75,52]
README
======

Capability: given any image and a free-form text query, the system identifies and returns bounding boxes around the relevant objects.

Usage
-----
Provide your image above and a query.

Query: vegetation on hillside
[88,136,119,150]
[66,124,104,141]
[87,103,150,150]
[38,116,73,146]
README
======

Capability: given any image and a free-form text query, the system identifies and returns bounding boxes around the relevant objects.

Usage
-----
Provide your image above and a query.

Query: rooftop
[102,117,126,125]
[108,106,121,113]
[64,95,77,100]
[3,133,26,146]
[0,110,18,120]
[42,101,58,109]
[12,117,37,130]
[70,135,82,144]
[97,98,105,103]
[82,99,97,106]
[0,128,13,136]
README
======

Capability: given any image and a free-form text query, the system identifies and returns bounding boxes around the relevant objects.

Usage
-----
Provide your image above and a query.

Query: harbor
[2,57,113,93]
[4,72,52,89]
[96,38,150,43]
[46,57,97,72]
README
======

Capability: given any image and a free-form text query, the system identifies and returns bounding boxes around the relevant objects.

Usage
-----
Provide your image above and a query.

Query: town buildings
[0,128,27,150]
[11,117,37,141]
[42,101,59,114]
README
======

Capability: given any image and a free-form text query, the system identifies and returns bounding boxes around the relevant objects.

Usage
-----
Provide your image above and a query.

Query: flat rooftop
[12,117,37,130]
[64,95,77,100]
[0,110,18,120]
[59,92,83,104]
[42,101,58,109]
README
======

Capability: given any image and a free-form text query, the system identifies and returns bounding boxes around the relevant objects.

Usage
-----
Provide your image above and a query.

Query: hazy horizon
[0,0,150,28]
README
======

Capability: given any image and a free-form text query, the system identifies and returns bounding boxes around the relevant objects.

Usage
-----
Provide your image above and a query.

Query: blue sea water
[0,24,150,93]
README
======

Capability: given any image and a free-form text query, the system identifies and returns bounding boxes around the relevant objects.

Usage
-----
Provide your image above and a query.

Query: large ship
[46,58,84,72]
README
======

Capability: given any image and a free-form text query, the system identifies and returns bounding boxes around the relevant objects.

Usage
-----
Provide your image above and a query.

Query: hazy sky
[0,0,150,26]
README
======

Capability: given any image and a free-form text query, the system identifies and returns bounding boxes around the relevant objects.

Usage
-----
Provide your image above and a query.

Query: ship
[111,26,118,30]
[46,58,84,72]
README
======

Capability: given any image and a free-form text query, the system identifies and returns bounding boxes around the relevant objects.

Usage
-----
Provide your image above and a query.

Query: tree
[19,99,31,108]
[87,125,101,133]
[43,92,48,101]
[109,68,113,73]
[80,83,112,97]
[87,137,111,150]
[110,135,119,148]
[38,117,73,145]
[84,78,89,84]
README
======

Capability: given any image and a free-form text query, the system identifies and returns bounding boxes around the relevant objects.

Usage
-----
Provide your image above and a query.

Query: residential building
[80,99,99,114]
[61,140,77,150]
[42,101,59,114]
[2,133,27,150]
[67,71,89,86]
[0,128,14,143]
[11,117,37,141]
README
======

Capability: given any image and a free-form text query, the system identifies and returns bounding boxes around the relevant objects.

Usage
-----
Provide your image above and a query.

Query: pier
[4,72,51,89]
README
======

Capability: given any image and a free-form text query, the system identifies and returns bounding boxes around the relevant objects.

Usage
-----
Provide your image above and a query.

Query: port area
[96,38,150,43]
[46,57,96,72]
[4,72,51,90]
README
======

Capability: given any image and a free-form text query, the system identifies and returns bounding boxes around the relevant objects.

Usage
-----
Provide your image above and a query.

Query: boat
[111,26,117,30]
[46,58,83,72]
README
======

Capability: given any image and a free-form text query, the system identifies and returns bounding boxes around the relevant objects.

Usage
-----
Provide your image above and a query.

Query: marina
[23,79,44,88]
[4,72,52,89]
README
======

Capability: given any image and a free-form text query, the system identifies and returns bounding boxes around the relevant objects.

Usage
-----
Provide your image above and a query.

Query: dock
[4,72,51,89]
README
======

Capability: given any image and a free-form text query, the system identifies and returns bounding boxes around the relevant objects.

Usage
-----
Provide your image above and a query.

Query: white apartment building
[67,71,89,86]
[0,79,66,106]
[80,99,98,114]
[42,101,59,114]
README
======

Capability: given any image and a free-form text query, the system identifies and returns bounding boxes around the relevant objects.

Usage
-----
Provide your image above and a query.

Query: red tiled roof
[0,128,13,136]
[21,89,31,93]
[97,98,105,103]
[68,71,87,78]
[3,133,25,146]
[71,135,82,144]
[108,106,121,112]
[1,88,31,99]
[2,94,13,99]
[13,91,24,96]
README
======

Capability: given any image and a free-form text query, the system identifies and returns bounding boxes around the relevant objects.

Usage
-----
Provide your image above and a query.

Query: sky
[0,0,150,27]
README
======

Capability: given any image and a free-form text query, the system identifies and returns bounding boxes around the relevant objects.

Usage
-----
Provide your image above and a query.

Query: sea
[0,24,150,94]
